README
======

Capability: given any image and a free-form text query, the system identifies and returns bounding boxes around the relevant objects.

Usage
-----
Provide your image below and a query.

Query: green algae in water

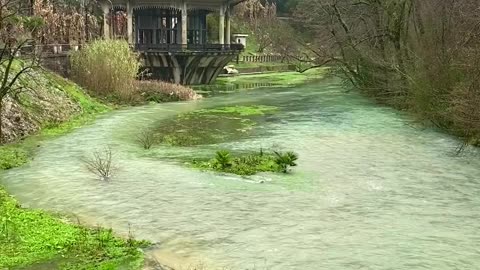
[153,105,278,146]
[194,105,277,116]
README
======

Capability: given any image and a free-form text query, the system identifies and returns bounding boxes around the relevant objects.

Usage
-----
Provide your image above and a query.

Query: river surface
[2,77,480,269]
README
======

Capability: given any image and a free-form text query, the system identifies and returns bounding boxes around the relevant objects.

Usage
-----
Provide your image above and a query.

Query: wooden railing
[135,43,244,53]
[242,54,284,63]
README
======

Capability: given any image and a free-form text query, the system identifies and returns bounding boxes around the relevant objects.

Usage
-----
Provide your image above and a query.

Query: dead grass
[136,80,202,103]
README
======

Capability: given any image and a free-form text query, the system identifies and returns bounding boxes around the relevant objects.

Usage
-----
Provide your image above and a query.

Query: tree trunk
[0,101,3,145]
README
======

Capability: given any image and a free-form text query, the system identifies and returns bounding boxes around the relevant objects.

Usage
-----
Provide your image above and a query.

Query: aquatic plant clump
[153,105,278,147]
[193,105,278,116]
[193,149,298,176]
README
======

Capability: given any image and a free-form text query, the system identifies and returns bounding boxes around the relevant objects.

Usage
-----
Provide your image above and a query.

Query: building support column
[101,3,110,39]
[127,0,133,44]
[225,6,231,45]
[181,1,188,47]
[219,5,225,45]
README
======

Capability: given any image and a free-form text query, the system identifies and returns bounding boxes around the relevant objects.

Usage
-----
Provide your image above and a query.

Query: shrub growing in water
[82,147,115,181]
[136,129,155,150]
[193,149,298,176]
[70,40,140,102]
[213,150,233,169]
[274,151,298,173]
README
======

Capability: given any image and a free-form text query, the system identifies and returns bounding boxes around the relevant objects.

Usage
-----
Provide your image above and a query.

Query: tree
[0,0,42,143]
[292,0,480,144]
[233,0,278,53]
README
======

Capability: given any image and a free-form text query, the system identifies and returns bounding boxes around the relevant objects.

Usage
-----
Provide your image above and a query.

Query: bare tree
[233,0,278,53]
[290,0,480,144]
[0,0,41,143]
[83,146,115,181]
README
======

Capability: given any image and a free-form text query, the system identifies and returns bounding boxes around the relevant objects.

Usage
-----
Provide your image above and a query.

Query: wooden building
[100,0,246,84]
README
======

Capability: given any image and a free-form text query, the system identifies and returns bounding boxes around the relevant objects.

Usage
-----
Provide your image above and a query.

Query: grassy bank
[0,70,150,269]
[0,188,148,269]
[231,62,296,74]
[0,72,110,170]
[217,68,326,86]
[195,69,327,96]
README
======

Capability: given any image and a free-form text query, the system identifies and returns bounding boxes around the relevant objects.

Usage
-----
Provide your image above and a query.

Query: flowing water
[2,77,480,269]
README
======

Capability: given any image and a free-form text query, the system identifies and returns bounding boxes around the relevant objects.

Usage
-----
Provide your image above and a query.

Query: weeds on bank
[0,188,149,269]
[193,149,298,176]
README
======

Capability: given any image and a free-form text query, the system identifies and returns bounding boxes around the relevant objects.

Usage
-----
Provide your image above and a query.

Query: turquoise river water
[2,77,480,269]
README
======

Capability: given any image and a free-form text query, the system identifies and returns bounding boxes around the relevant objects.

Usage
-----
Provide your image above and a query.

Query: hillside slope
[1,65,108,144]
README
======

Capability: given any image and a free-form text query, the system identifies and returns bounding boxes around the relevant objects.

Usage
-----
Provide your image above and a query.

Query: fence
[241,55,284,63]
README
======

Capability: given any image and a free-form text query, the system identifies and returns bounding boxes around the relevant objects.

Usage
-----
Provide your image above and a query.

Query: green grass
[216,68,327,87]
[0,188,148,269]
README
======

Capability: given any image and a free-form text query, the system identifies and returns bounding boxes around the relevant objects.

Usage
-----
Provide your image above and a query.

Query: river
[2,76,480,269]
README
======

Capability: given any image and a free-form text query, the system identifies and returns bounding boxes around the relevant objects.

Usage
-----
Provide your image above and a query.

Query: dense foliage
[292,0,480,145]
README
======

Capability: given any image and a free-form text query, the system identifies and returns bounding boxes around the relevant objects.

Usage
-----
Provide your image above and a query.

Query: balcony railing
[134,43,244,53]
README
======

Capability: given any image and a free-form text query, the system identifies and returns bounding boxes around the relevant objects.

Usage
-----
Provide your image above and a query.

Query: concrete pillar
[101,3,110,39]
[181,1,188,46]
[219,5,225,45]
[225,6,231,45]
[127,1,133,44]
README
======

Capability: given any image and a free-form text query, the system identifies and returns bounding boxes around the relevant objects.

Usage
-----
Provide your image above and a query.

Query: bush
[136,80,202,102]
[193,149,298,176]
[274,151,298,173]
[136,129,155,150]
[82,147,115,181]
[213,150,232,169]
[0,148,28,170]
[70,40,140,102]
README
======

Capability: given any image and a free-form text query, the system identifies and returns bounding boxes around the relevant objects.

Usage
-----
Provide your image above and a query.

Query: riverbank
[225,62,296,75]
[0,187,148,269]
[0,68,153,269]
[0,69,325,269]
[195,68,327,96]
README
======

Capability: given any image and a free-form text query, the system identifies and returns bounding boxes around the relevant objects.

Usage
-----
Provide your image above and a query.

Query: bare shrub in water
[136,129,155,150]
[136,80,202,102]
[83,147,115,181]
[70,40,140,102]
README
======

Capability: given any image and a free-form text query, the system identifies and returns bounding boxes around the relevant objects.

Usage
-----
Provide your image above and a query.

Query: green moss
[0,187,148,269]
[153,105,277,147]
